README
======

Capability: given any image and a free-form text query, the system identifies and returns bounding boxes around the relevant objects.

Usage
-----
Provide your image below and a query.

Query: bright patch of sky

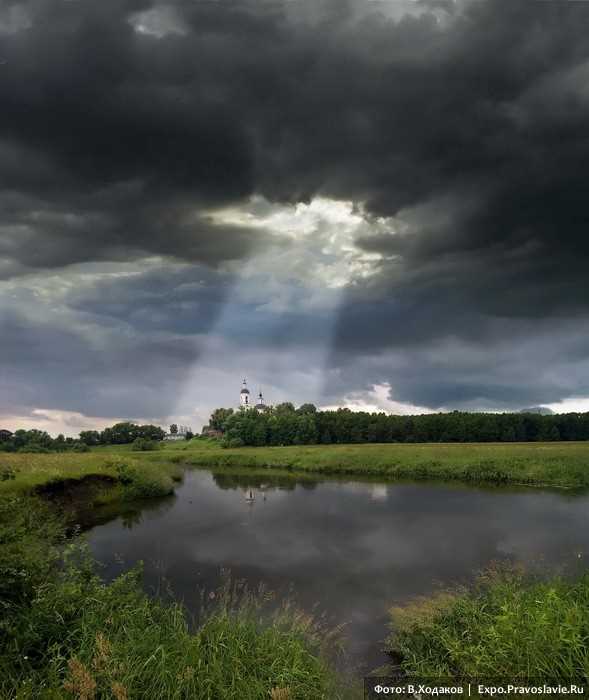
[319,382,435,415]
[0,3,30,36]
[0,408,123,436]
[210,196,386,299]
[543,398,589,414]
[128,5,188,38]
[175,197,393,421]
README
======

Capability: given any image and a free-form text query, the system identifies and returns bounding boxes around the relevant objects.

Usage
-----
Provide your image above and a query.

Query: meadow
[166,439,589,489]
[4,440,589,496]
[0,451,184,510]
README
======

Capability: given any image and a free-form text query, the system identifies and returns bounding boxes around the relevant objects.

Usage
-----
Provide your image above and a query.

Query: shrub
[132,437,158,452]
[0,465,15,481]
[18,444,51,453]
[112,461,174,499]
[221,436,245,449]
[0,496,63,626]
[70,441,90,453]
[123,470,174,499]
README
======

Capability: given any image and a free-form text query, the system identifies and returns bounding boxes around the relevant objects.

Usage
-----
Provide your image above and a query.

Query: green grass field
[387,566,589,682]
[168,439,589,489]
[0,451,184,509]
[3,440,589,495]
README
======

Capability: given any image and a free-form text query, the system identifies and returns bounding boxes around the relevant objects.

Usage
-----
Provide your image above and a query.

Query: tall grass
[387,566,589,681]
[2,564,343,698]
[177,441,589,488]
[6,441,589,494]
[0,496,348,699]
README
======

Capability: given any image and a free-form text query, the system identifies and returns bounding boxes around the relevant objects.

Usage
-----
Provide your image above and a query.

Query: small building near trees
[0,429,13,442]
[163,425,191,441]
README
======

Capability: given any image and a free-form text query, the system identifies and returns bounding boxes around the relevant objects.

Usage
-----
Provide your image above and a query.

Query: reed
[386,565,589,681]
[0,497,348,699]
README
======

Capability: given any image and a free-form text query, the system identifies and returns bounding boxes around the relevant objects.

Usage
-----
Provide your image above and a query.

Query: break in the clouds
[1,0,589,432]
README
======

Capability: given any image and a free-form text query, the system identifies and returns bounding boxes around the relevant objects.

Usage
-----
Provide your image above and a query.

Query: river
[87,469,589,674]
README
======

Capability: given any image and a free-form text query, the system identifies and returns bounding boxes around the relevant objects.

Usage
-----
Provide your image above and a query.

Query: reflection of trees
[83,494,176,531]
[122,509,143,529]
[212,472,317,492]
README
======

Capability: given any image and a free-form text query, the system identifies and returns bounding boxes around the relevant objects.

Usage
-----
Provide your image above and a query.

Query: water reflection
[87,470,589,672]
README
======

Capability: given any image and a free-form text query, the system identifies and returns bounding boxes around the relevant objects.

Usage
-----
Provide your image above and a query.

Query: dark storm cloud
[2,1,588,275]
[2,0,589,414]
[0,306,199,417]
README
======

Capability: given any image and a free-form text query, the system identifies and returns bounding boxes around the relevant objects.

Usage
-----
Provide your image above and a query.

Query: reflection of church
[240,378,270,411]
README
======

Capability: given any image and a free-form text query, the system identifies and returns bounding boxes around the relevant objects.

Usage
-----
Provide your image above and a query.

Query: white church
[240,379,270,411]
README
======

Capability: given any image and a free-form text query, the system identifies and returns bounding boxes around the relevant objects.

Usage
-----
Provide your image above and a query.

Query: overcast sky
[2,0,589,435]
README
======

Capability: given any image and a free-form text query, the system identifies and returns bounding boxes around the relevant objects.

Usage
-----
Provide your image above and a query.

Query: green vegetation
[0,428,91,454]
[214,404,589,447]
[0,496,345,699]
[3,435,589,696]
[0,423,168,453]
[176,440,589,488]
[0,452,181,505]
[5,438,589,497]
[0,446,349,698]
[387,567,589,681]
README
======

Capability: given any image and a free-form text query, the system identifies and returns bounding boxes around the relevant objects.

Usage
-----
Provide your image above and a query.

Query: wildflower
[63,657,96,700]
[111,682,128,700]
[92,632,112,671]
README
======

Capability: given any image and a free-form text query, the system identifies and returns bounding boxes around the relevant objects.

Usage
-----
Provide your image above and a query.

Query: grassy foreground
[387,567,589,682]
[0,495,347,699]
[169,439,589,489]
[3,441,589,696]
[0,452,350,698]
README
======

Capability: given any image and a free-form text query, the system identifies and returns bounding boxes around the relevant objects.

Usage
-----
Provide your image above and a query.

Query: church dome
[240,387,250,394]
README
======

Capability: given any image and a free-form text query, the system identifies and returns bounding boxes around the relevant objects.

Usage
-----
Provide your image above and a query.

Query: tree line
[207,405,589,447]
[0,422,185,453]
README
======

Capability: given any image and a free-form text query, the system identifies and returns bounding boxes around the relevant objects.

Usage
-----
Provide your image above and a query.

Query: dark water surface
[87,470,589,672]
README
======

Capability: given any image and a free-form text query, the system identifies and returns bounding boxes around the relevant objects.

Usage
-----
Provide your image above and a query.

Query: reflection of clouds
[371,485,388,501]
[88,472,589,667]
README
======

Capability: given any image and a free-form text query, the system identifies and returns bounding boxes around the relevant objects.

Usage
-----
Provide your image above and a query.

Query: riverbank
[0,452,184,509]
[9,441,587,495]
[3,445,589,695]
[169,440,589,489]
[387,566,589,681]
[0,495,347,699]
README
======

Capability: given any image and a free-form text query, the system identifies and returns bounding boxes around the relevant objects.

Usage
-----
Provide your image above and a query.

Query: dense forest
[208,405,589,447]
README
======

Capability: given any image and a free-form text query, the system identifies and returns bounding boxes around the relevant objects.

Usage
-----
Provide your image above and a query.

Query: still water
[87,470,589,672]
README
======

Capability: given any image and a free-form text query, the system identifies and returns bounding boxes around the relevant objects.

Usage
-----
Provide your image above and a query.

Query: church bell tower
[240,378,250,409]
